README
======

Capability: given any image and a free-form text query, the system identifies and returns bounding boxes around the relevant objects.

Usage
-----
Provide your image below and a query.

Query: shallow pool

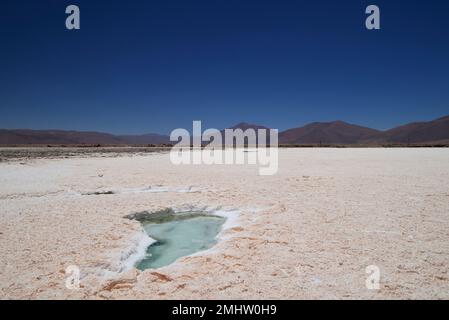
[135,211,225,270]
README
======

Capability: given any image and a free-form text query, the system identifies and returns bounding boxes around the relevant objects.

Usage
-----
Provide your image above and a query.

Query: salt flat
[1,148,449,299]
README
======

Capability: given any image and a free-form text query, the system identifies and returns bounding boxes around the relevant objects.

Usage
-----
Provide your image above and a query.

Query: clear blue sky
[1,0,448,134]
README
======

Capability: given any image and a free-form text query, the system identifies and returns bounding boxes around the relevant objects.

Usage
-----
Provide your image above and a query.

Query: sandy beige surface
[1,148,449,299]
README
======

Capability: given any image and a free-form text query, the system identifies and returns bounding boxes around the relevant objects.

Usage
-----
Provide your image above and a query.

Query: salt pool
[132,210,226,270]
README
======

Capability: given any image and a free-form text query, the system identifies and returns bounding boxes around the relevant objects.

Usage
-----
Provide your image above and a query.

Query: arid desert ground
[1,148,449,299]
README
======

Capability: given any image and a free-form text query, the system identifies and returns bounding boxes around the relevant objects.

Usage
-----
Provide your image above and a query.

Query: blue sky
[1,0,448,134]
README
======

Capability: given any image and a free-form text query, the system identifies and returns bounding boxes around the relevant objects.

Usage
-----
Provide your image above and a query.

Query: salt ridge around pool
[121,208,240,271]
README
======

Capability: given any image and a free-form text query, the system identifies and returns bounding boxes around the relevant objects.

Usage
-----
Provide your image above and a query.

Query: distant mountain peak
[232,122,252,127]
[228,122,270,130]
[378,114,449,144]
[435,115,449,121]
[279,120,381,145]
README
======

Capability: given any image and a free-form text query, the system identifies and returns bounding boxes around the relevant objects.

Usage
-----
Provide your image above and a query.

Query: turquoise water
[136,212,225,270]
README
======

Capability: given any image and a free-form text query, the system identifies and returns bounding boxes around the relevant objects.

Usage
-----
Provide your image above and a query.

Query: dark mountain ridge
[1,115,448,145]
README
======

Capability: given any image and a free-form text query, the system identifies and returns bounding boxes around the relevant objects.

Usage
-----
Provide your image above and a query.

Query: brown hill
[368,115,449,144]
[227,122,270,131]
[221,122,271,146]
[279,121,381,145]
[0,129,124,145]
[0,129,170,145]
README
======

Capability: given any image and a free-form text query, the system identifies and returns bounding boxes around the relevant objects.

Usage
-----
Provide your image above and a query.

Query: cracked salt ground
[2,149,449,299]
[80,185,202,196]
[0,185,203,199]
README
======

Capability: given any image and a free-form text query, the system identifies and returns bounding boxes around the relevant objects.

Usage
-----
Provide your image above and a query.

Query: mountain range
[0,129,170,146]
[1,115,448,146]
